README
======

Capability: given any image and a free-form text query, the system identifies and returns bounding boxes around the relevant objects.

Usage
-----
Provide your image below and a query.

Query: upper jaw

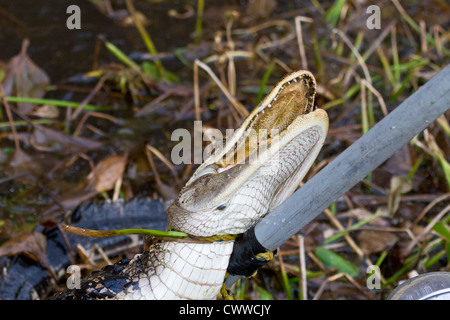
[167,70,328,235]
[188,70,318,182]
[255,70,317,117]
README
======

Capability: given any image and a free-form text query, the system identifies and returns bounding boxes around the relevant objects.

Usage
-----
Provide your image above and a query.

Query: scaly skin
[55,70,328,300]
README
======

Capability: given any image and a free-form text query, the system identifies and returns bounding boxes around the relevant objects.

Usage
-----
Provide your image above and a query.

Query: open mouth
[249,71,317,130]
[217,71,317,170]
[169,71,328,235]
[183,70,320,191]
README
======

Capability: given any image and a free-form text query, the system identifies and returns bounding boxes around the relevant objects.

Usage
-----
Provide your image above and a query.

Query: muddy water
[0,0,197,81]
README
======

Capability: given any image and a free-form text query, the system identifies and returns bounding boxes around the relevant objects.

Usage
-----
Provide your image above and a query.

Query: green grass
[5,96,113,111]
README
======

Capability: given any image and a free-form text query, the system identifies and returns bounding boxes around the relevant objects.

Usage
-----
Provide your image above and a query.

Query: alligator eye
[216,204,227,210]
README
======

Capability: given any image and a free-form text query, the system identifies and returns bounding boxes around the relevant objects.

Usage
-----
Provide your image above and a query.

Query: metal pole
[227,65,450,287]
[256,64,450,252]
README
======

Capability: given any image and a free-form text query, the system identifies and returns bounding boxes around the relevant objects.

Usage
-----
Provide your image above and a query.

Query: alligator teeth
[218,164,236,173]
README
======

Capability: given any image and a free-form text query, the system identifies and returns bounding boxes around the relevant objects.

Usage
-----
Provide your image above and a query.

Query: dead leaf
[29,104,59,118]
[0,231,58,281]
[247,0,276,19]
[388,176,414,216]
[87,155,127,192]
[338,208,390,227]
[38,155,127,223]
[357,230,399,254]
[0,232,49,266]
[2,39,50,113]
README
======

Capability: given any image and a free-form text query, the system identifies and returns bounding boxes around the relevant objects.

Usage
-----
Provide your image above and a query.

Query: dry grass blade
[313,272,374,300]
[76,244,96,266]
[145,145,178,199]
[71,72,108,120]
[194,59,248,118]
[193,60,201,121]
[432,25,448,57]
[297,235,307,300]
[312,272,343,300]
[0,85,21,151]
[227,52,237,98]
[361,81,369,134]
[202,50,255,65]
[347,20,397,77]
[295,16,313,70]
[146,144,176,174]
[361,79,388,116]
[332,28,372,86]
[76,243,113,266]
[234,20,296,52]
[92,243,113,265]
[412,129,450,187]
[135,89,175,117]
[73,111,118,137]
[277,248,293,300]
[225,12,237,97]
[323,208,364,257]
[419,20,428,54]
[414,193,450,224]
[403,204,450,257]
[436,114,450,135]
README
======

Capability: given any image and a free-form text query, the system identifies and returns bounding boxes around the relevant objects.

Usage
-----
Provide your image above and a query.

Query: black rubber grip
[226,226,276,277]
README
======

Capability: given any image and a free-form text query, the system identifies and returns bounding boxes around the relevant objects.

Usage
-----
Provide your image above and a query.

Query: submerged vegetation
[0,0,449,300]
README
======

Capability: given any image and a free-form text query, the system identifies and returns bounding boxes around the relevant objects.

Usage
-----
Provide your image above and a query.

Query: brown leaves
[357,230,399,255]
[86,154,128,193]
[0,232,55,279]
[0,232,46,262]
[2,39,50,113]
[37,154,128,223]
[388,176,414,216]
[29,104,59,118]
